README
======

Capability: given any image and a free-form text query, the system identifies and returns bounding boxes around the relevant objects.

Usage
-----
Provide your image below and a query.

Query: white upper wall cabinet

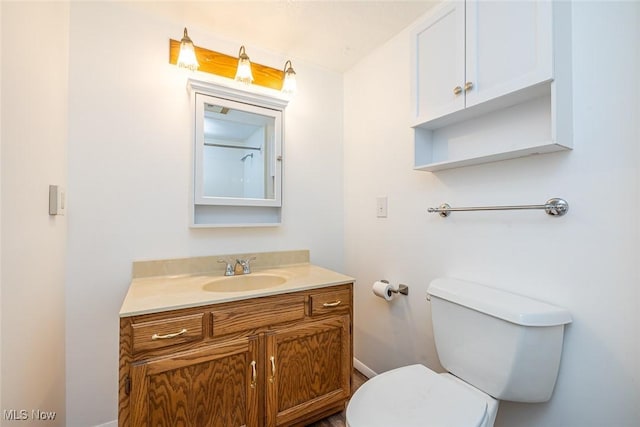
[411,0,572,171]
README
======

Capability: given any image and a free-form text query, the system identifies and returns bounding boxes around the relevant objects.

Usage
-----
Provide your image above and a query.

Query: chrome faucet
[217,259,235,276]
[218,256,256,276]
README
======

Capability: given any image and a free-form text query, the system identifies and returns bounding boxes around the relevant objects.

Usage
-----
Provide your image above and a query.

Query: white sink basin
[202,273,287,292]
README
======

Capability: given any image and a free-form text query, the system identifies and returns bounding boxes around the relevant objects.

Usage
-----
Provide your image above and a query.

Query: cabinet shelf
[413,88,571,172]
[414,140,567,172]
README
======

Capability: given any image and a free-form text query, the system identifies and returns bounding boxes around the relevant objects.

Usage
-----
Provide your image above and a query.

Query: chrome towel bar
[428,198,569,218]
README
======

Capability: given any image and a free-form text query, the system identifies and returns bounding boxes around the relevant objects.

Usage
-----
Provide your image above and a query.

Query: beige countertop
[119,263,354,317]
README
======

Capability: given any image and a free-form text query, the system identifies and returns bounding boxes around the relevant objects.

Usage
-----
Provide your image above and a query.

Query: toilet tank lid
[427,278,572,326]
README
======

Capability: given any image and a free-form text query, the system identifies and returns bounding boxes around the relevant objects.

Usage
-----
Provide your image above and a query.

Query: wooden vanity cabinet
[119,284,353,427]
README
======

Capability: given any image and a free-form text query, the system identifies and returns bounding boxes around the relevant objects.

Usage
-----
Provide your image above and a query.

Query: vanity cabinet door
[129,336,260,427]
[265,315,351,427]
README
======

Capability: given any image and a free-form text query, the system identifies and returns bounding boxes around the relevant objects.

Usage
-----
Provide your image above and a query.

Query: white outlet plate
[376,196,388,218]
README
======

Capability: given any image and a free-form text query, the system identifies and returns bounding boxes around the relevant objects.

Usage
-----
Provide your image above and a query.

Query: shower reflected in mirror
[200,101,276,200]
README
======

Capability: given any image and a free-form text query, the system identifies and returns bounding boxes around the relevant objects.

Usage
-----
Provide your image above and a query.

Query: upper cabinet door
[465,0,553,108]
[412,0,465,123]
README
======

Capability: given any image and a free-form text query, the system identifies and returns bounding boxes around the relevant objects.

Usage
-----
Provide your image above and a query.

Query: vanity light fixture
[176,27,199,71]
[234,45,254,85]
[169,38,292,92]
[281,60,297,94]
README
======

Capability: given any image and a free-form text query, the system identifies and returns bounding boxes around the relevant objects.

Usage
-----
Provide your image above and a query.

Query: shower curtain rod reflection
[204,142,261,151]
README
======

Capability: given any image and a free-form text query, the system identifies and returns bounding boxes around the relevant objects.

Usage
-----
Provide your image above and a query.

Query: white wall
[0,1,69,425]
[344,2,640,427]
[65,2,344,425]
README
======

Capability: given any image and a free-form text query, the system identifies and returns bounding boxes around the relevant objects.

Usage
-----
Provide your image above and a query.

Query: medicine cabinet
[188,79,289,227]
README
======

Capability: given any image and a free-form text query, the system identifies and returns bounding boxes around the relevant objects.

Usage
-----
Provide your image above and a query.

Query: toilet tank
[427,278,572,403]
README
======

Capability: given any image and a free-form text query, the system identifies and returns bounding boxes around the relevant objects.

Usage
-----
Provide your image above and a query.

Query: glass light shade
[235,46,254,85]
[282,61,297,94]
[177,28,199,71]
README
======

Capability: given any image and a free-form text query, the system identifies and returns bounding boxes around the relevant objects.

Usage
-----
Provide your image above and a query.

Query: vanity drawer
[131,313,204,352]
[309,288,351,316]
[212,294,306,336]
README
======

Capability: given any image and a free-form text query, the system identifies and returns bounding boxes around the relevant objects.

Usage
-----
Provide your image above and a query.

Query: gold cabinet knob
[464,81,473,91]
[453,86,463,95]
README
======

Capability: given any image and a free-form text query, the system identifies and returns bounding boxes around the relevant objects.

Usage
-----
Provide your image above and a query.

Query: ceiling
[130,1,438,73]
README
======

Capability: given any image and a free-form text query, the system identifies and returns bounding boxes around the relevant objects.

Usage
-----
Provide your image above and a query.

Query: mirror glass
[194,93,282,207]
[202,103,275,199]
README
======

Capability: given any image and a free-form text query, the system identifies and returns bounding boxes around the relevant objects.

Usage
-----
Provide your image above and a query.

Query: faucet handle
[217,259,234,276]
[237,256,256,274]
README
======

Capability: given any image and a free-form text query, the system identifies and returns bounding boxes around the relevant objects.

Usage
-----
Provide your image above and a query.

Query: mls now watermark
[2,409,57,421]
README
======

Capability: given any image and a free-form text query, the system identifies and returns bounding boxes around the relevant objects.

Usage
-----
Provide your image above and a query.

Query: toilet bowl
[346,278,572,427]
[346,364,498,427]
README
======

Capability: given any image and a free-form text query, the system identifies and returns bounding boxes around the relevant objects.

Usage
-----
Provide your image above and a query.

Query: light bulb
[235,46,253,85]
[177,28,199,71]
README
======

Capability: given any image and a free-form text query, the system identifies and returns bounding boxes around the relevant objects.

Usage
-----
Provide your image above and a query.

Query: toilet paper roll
[372,280,395,301]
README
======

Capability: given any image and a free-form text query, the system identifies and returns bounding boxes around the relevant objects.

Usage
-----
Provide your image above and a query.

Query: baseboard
[94,420,117,427]
[353,357,377,378]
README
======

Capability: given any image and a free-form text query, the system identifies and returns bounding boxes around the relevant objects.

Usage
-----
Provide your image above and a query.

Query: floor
[305,370,369,427]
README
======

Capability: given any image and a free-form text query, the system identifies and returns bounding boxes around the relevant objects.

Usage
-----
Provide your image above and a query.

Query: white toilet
[346,278,572,427]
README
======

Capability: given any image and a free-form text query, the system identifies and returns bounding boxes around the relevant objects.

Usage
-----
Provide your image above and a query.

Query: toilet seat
[346,364,489,427]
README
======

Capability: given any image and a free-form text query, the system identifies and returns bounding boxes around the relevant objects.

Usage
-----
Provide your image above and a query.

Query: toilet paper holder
[380,280,409,296]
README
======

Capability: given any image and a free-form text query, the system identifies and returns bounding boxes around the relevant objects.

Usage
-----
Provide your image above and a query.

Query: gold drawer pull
[464,81,473,91]
[323,300,342,307]
[151,328,187,340]
[250,360,257,389]
[453,86,462,95]
[269,356,276,383]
